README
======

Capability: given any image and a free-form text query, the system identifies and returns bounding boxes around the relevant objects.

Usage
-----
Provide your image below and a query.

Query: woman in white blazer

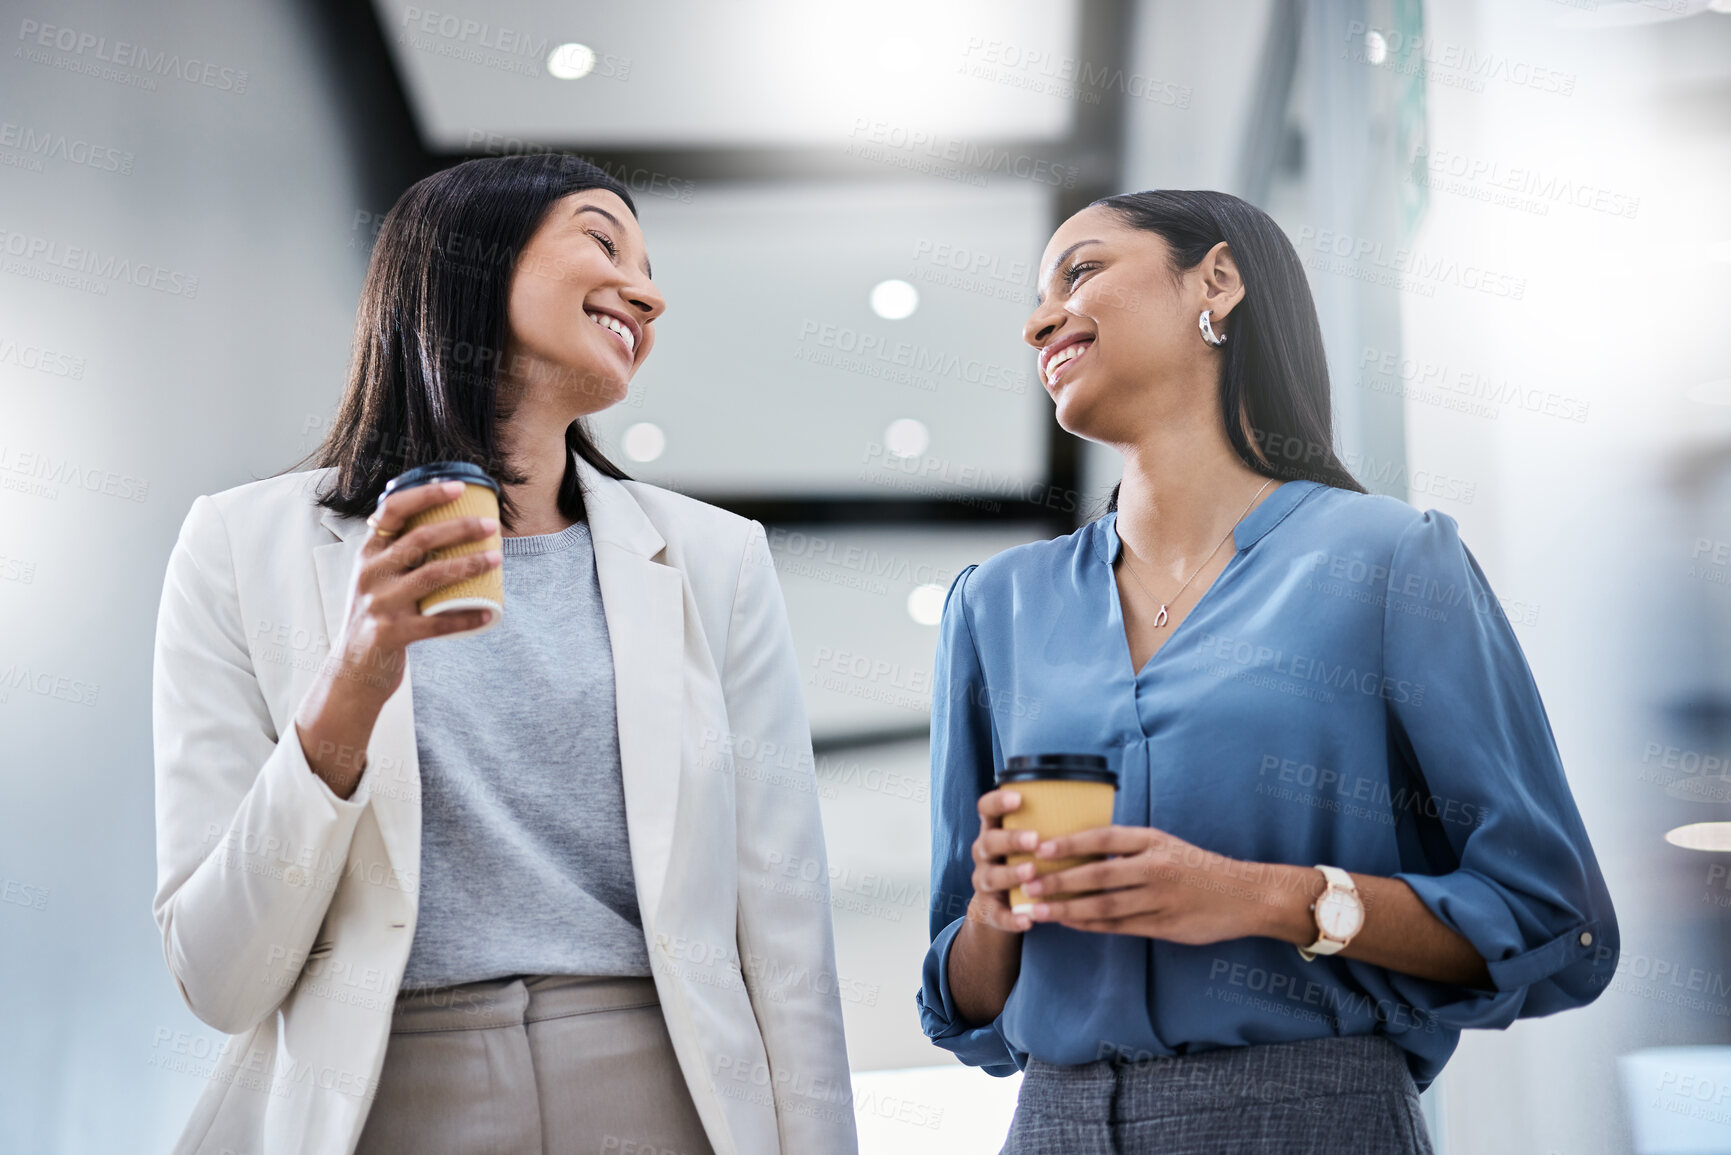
[151,155,858,1155]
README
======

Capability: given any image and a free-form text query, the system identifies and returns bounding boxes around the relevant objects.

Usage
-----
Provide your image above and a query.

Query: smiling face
[502,188,665,417]
[1023,205,1240,444]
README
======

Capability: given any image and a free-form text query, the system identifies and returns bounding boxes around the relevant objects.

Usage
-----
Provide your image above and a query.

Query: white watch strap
[1297,864,1358,961]
[1317,864,1352,890]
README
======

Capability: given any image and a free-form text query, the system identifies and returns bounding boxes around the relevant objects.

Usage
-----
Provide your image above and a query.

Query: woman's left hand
[1020,824,1300,944]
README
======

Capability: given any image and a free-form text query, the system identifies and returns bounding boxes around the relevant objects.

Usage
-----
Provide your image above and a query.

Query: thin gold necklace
[1118,478,1273,627]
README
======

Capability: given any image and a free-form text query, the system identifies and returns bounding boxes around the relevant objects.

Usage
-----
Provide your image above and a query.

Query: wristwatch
[1297,864,1364,961]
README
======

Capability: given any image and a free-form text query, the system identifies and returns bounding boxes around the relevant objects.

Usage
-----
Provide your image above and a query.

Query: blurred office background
[3,0,1730,1151]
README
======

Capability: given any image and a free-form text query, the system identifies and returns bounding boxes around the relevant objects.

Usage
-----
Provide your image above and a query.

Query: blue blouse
[916,479,1617,1092]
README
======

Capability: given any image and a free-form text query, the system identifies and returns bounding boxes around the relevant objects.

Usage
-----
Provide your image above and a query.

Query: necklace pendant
[1154,604,1170,628]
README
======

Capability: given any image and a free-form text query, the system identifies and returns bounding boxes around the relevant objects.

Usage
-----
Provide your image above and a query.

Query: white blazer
[151,450,859,1155]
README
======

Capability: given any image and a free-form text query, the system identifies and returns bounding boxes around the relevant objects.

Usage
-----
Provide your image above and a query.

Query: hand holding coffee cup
[375,462,506,637]
[291,468,503,801]
[968,787,1043,934]
[996,754,1118,914]
[332,472,502,703]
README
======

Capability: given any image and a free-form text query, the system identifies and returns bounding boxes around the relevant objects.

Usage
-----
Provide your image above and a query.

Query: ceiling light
[547,43,597,80]
[870,279,919,320]
[622,422,665,462]
[884,418,929,458]
[908,583,947,626]
[1365,30,1388,64]
[1664,822,1731,851]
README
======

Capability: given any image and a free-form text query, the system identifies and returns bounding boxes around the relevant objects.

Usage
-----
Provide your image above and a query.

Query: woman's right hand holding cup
[293,480,502,798]
[970,787,1037,934]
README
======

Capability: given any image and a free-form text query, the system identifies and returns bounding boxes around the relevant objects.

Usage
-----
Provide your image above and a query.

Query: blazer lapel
[572,451,685,924]
[312,504,421,880]
[306,455,686,923]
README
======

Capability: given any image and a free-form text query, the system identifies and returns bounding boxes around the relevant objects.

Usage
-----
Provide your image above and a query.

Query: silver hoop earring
[1199,309,1227,347]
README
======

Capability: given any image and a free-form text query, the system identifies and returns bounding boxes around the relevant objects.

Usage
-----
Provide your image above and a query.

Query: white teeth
[586,310,635,356]
[1044,340,1089,384]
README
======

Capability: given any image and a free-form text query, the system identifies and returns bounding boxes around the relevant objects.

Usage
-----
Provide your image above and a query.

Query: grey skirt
[1000,1034,1435,1155]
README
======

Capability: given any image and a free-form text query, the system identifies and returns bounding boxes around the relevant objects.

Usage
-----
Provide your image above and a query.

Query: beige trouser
[353,974,717,1155]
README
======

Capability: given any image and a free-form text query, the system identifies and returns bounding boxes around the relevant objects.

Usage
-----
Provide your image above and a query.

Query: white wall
[0,2,369,1149]
[1400,4,1731,1153]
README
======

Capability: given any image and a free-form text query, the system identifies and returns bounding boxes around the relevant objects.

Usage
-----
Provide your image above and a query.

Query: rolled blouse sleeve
[1380,511,1618,1028]
[915,565,1021,1075]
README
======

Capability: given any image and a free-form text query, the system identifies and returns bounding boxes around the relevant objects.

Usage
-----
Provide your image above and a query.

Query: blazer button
[1579,931,1593,946]
[283,866,308,888]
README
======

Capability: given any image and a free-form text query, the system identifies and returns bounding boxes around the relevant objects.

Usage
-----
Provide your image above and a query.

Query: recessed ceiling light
[547,43,597,80]
[1365,30,1388,64]
[1664,822,1731,851]
[884,418,929,458]
[908,583,946,626]
[870,279,919,320]
[622,422,665,462]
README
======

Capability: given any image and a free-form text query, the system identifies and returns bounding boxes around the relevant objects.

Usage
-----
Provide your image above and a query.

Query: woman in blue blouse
[918,191,1618,1154]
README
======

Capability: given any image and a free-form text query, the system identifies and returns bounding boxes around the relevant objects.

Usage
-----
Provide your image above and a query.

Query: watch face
[1317,889,1364,939]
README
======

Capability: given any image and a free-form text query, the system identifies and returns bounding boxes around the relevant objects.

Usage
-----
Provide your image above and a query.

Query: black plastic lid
[996,753,1116,785]
[378,461,500,508]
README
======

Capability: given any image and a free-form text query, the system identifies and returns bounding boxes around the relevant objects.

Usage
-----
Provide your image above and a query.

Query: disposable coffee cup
[997,753,1118,914]
[378,461,503,639]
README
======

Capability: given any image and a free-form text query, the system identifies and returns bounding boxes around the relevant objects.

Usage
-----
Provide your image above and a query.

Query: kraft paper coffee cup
[378,461,503,639]
[997,753,1118,914]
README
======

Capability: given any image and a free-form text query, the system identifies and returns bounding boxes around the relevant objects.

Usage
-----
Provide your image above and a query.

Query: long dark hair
[1092,190,1364,512]
[286,154,638,531]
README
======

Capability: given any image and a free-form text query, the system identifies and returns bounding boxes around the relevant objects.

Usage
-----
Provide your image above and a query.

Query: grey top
[400,518,650,988]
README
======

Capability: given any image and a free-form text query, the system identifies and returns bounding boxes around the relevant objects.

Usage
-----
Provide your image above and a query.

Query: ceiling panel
[588,178,1055,497]
[373,0,1082,149]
